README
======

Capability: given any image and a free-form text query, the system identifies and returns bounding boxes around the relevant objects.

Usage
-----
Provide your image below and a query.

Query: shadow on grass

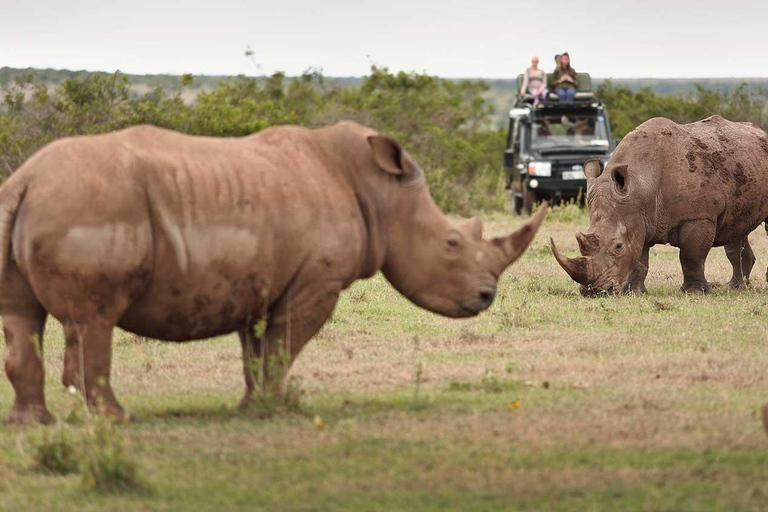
[121,378,537,428]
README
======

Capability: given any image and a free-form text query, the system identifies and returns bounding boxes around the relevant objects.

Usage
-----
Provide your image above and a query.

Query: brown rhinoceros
[0,121,547,424]
[551,115,768,295]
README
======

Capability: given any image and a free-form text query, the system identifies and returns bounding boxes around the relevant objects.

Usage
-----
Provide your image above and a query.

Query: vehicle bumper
[525,176,587,196]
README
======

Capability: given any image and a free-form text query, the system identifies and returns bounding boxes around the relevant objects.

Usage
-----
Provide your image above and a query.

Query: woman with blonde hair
[520,56,547,105]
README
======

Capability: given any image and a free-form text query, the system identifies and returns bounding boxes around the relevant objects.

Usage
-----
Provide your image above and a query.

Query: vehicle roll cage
[515,72,597,107]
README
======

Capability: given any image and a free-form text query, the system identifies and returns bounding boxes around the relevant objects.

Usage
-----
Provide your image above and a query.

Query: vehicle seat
[516,72,595,102]
[574,73,595,100]
[515,74,535,103]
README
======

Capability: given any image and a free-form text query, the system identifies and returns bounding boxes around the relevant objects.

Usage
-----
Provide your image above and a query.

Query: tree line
[1,68,766,213]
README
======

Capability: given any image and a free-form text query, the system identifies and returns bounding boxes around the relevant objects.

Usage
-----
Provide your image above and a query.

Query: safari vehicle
[504,73,616,215]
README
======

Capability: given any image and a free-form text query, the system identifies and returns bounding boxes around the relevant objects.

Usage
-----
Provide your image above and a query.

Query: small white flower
[68,385,77,395]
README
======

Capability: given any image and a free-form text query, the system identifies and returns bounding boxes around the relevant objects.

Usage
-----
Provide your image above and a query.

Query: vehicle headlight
[527,162,551,177]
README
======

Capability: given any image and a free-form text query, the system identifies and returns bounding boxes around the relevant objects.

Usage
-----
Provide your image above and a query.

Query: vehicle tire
[522,185,536,216]
[511,191,523,215]
[510,183,524,215]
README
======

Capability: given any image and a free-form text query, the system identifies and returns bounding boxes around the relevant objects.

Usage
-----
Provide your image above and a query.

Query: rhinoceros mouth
[579,284,618,297]
[456,305,480,317]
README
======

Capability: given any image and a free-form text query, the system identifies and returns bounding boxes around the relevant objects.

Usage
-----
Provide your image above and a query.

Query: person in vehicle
[520,56,547,105]
[536,119,552,137]
[550,52,578,103]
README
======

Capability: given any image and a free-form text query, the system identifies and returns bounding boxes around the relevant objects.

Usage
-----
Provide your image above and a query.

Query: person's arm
[538,73,547,92]
[571,70,579,89]
[520,69,530,95]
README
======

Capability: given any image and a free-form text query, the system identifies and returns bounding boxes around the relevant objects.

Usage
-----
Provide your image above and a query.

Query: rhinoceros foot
[680,281,711,294]
[4,405,55,425]
[726,277,749,290]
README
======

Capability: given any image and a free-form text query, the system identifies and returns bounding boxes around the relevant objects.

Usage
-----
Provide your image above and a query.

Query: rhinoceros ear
[584,159,602,188]
[612,164,629,195]
[367,134,417,179]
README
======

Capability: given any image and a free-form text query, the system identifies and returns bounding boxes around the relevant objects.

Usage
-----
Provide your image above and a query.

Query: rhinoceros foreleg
[622,245,650,294]
[678,221,715,294]
[725,237,755,289]
[239,280,342,406]
[1,264,52,425]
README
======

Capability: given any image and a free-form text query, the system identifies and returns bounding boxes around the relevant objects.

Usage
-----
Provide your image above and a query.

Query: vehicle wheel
[522,185,536,216]
[510,191,523,215]
[509,183,524,215]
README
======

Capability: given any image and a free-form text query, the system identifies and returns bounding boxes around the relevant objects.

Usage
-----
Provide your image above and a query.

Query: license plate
[562,170,586,180]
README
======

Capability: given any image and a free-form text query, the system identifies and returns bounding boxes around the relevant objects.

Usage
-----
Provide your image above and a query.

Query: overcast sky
[2,0,767,79]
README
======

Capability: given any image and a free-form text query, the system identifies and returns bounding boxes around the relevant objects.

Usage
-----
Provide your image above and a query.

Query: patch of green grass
[31,426,80,475]
[2,215,768,510]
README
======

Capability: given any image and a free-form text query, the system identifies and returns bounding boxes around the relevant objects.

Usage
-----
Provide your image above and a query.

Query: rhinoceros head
[551,158,647,295]
[366,134,548,317]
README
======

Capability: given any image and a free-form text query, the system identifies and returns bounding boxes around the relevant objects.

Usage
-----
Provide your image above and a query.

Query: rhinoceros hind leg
[62,321,125,419]
[725,237,755,290]
[678,221,714,294]
[1,265,52,425]
[237,325,262,409]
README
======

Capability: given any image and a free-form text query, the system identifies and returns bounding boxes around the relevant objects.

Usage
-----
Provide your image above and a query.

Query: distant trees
[597,80,768,139]
[0,67,506,214]
[2,68,766,213]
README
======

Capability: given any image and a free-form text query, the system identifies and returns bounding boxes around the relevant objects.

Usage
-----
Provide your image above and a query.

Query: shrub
[27,399,147,493]
[32,427,80,475]
[3,67,766,213]
[597,80,768,139]
[0,67,505,214]
[80,416,145,493]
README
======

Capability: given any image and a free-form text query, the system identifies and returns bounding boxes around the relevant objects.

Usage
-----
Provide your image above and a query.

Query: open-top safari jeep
[505,73,617,215]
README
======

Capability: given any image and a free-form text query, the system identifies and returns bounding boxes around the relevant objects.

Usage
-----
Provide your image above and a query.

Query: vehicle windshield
[531,112,609,151]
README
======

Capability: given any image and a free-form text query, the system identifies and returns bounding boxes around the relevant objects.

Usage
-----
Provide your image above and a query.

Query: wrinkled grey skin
[552,115,768,295]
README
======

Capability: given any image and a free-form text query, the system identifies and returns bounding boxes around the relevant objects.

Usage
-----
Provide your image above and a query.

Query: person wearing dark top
[550,52,578,103]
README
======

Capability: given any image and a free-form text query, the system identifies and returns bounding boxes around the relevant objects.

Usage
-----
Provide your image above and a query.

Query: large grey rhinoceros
[0,121,547,424]
[551,115,768,295]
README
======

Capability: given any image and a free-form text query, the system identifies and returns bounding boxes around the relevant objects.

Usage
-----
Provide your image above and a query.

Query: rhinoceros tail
[0,175,29,283]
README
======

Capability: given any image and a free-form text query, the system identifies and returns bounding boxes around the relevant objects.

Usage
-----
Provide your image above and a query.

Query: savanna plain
[1,206,767,512]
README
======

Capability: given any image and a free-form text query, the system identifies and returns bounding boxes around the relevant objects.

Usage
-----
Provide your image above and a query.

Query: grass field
[2,206,768,511]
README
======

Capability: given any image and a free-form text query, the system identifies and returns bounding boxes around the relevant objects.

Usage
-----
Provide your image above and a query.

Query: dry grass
[1,207,768,511]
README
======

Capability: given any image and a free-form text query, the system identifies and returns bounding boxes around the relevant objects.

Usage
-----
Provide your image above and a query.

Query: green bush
[32,427,80,475]
[80,416,145,493]
[3,68,766,213]
[27,401,146,492]
[597,80,768,139]
[0,67,505,214]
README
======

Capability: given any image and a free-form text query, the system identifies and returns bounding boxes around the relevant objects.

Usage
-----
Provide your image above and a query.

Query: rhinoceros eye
[447,234,461,248]
[615,243,624,251]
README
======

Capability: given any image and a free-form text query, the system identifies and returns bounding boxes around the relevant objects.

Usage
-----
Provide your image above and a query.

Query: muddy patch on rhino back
[690,135,709,151]
[731,163,749,198]
[685,147,726,178]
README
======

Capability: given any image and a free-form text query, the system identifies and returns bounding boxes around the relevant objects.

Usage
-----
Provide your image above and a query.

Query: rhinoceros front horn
[493,203,549,267]
[550,237,597,285]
